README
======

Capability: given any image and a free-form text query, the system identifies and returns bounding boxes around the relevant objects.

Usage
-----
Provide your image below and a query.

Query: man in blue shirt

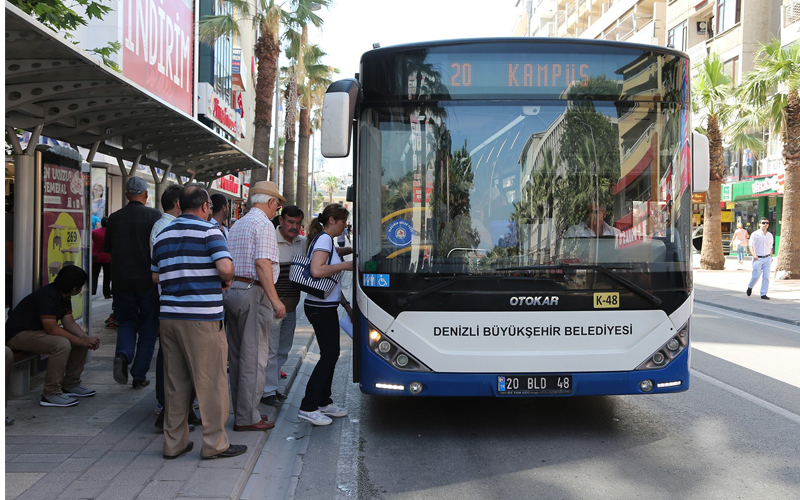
[151,184,245,460]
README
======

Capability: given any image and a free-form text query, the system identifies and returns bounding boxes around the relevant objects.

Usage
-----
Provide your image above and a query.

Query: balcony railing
[786,0,800,27]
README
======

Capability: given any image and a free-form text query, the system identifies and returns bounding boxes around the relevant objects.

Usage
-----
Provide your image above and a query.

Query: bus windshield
[358,98,693,291]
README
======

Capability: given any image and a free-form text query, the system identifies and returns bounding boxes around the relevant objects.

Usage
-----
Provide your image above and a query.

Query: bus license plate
[498,375,572,395]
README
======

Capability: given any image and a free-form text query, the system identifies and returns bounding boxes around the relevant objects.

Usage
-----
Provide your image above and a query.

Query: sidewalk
[692,254,800,326]
[5,296,315,500]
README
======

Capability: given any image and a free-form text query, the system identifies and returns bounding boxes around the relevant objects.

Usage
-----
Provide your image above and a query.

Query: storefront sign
[122,0,194,115]
[721,183,732,201]
[213,174,241,197]
[232,47,246,91]
[197,83,240,138]
[752,175,779,194]
[41,162,86,321]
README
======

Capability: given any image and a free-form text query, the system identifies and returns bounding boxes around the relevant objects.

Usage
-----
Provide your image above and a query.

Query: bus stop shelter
[5,2,266,310]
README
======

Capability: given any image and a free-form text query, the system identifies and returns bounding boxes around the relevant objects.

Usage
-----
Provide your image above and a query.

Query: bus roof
[363,37,689,63]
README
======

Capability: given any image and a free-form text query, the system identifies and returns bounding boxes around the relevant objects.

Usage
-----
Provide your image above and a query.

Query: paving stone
[129,452,168,468]
[136,480,185,499]
[5,461,60,473]
[52,457,98,473]
[78,464,125,481]
[97,450,138,466]
[11,454,72,463]
[10,443,83,455]
[71,443,112,458]
[111,434,155,452]
[153,463,197,481]
[56,479,107,499]
[182,467,244,498]
[5,472,46,500]
[13,472,81,500]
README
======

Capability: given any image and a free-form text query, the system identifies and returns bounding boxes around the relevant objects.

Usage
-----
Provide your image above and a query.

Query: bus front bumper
[358,345,690,397]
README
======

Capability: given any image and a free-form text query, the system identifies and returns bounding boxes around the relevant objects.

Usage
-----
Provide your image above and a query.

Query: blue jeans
[736,244,745,262]
[113,290,160,381]
[748,256,771,297]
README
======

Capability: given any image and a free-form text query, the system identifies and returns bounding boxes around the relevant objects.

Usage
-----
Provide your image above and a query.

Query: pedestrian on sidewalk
[149,185,201,430]
[91,217,112,298]
[224,181,286,431]
[105,176,161,390]
[261,205,306,407]
[298,204,353,426]
[747,217,774,300]
[5,266,100,407]
[151,184,246,460]
[210,193,230,239]
[732,222,749,266]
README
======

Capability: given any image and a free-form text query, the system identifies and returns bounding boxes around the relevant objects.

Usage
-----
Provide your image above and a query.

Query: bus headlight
[367,323,431,372]
[636,320,690,371]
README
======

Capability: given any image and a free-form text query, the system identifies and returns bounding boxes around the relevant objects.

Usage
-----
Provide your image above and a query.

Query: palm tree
[739,39,800,279]
[297,45,336,217]
[199,0,285,185]
[322,175,339,203]
[280,0,327,206]
[693,54,734,270]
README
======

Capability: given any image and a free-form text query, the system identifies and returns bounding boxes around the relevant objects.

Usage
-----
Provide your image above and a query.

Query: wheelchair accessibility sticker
[363,274,390,288]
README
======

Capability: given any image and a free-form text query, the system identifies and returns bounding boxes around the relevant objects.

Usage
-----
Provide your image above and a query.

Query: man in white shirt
[564,203,621,238]
[262,206,306,406]
[747,217,775,300]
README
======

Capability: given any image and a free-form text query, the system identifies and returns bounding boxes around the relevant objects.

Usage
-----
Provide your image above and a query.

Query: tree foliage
[10,0,120,71]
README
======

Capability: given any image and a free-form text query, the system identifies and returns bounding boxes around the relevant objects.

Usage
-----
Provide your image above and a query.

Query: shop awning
[4,3,266,182]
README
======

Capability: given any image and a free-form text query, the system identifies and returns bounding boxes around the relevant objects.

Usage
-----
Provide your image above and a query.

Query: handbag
[289,233,343,299]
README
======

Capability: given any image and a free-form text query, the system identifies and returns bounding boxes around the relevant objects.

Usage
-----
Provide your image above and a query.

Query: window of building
[722,56,739,85]
[717,0,741,34]
[667,20,688,51]
[213,1,233,107]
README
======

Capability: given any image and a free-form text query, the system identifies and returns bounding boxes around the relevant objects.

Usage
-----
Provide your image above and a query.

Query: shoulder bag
[289,234,343,299]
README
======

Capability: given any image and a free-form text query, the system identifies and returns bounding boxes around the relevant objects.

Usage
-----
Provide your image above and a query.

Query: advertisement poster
[90,167,106,224]
[41,161,86,321]
[122,0,194,115]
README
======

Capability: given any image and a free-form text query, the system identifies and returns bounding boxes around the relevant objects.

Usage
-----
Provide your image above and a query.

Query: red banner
[122,0,194,115]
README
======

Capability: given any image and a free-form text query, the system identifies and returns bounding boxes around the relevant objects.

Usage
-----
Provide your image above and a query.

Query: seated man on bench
[5,265,101,407]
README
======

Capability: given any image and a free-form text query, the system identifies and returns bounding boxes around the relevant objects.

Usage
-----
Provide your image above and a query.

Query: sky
[304,0,521,176]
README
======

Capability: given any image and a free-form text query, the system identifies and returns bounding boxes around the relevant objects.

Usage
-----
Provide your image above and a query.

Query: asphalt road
[292,304,800,500]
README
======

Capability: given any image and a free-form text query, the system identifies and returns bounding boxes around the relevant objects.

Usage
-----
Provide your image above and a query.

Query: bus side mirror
[321,79,361,158]
[346,185,354,202]
[692,131,710,193]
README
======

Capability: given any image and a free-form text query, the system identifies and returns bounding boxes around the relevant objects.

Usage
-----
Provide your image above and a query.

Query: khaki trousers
[160,319,231,458]
[223,282,273,426]
[7,330,87,395]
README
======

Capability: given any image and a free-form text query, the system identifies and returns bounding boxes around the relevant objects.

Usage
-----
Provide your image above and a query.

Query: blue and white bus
[321,39,709,397]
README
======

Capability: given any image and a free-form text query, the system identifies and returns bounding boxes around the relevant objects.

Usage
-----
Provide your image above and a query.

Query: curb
[234,324,316,500]
[694,299,800,327]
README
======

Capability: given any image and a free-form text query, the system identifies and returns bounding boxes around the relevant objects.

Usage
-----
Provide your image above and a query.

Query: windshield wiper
[396,274,555,308]
[497,264,662,306]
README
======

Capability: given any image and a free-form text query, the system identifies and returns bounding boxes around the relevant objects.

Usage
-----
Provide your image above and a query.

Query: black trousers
[92,257,112,298]
[300,304,340,412]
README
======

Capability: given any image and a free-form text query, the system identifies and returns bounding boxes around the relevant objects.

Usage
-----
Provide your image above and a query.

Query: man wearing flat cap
[104,176,161,390]
[224,181,287,431]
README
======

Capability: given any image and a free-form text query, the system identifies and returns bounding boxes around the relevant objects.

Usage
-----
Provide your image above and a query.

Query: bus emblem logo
[510,296,559,306]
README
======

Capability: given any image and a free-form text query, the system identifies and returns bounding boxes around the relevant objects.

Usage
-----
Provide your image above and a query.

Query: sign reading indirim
[122,0,194,115]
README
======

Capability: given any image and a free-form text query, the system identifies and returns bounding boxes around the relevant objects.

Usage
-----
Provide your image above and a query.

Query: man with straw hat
[224,181,287,431]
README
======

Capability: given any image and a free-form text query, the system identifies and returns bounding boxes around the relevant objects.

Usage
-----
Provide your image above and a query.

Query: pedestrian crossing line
[691,369,800,425]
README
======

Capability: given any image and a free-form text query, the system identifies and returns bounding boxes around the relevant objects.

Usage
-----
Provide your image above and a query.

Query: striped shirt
[151,214,232,321]
[226,207,279,283]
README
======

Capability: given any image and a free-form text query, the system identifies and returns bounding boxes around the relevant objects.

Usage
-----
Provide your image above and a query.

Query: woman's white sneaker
[318,404,348,417]
[298,410,333,426]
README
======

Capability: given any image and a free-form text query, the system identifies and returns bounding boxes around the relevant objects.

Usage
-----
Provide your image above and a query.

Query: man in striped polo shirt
[151,184,246,460]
